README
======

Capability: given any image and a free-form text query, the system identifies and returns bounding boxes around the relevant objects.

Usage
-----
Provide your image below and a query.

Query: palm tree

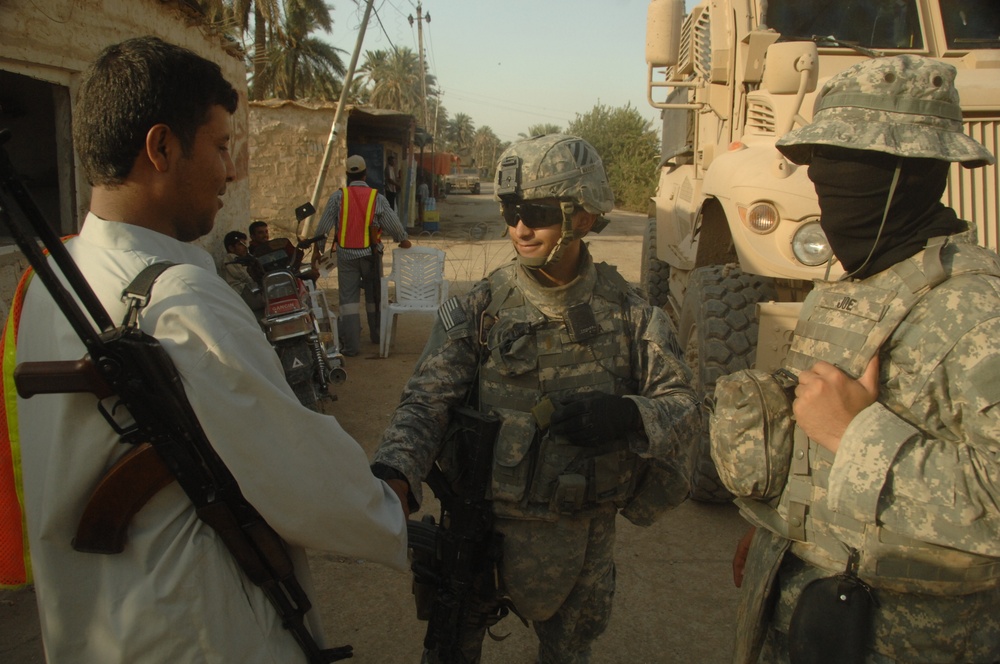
[447,113,475,155]
[472,126,502,177]
[520,123,563,139]
[229,0,283,100]
[254,0,345,100]
[361,47,437,123]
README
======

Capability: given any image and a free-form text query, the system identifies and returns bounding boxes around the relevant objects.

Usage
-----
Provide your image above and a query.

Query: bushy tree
[568,104,658,213]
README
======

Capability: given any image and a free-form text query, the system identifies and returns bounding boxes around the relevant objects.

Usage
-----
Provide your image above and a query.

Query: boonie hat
[776,55,995,168]
[346,155,367,173]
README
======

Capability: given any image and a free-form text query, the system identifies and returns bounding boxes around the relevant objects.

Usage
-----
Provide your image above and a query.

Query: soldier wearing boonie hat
[727,55,1000,663]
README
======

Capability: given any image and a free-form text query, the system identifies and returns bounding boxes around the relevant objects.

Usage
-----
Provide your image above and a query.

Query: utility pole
[307,0,376,232]
[408,3,431,130]
[408,3,434,196]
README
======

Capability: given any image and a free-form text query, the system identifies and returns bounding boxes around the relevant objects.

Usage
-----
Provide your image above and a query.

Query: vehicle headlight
[740,201,780,234]
[792,220,833,266]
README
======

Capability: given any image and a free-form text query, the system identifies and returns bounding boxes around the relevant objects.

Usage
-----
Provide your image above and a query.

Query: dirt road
[0,187,748,663]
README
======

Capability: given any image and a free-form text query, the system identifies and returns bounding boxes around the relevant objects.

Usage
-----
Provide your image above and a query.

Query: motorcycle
[233,203,346,411]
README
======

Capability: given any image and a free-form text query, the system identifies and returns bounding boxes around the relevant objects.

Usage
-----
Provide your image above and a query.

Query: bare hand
[792,356,879,453]
[733,527,755,588]
[386,478,411,519]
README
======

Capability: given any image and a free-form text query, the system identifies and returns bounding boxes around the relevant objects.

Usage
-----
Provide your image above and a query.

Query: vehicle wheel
[289,378,319,411]
[276,342,320,411]
[640,218,671,311]
[679,265,777,503]
[472,183,481,195]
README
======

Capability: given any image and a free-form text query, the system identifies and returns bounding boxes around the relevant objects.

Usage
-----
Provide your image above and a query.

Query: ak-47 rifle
[407,406,513,663]
[0,128,351,663]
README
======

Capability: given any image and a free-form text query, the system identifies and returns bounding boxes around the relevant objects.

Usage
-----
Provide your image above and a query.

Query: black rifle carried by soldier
[0,128,351,663]
[406,406,517,663]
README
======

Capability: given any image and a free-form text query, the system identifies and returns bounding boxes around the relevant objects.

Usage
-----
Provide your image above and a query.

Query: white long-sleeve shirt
[16,213,407,663]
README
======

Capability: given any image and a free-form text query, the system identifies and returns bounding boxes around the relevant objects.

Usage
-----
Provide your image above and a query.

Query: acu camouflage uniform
[376,138,699,664]
[376,249,699,662]
[726,56,1000,663]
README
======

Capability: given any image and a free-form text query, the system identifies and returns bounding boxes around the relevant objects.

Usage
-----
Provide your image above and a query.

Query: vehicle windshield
[764,0,923,50]
[940,0,1000,49]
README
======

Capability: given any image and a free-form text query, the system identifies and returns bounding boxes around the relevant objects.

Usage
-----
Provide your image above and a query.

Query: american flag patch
[438,297,468,330]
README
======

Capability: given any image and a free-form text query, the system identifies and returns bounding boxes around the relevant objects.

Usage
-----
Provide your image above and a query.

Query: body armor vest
[741,237,1000,595]
[476,260,638,521]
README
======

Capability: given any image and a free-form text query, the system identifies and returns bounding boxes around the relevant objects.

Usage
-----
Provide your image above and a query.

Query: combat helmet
[494,133,615,268]
[776,54,995,168]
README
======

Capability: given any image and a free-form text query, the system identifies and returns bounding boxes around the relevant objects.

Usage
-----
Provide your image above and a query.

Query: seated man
[220,230,264,316]
[248,220,319,283]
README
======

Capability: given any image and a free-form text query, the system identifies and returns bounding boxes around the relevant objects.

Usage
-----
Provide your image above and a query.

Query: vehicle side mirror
[646,0,685,67]
[762,41,819,94]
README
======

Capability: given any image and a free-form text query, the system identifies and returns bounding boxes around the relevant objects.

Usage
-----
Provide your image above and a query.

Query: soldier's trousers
[505,508,617,664]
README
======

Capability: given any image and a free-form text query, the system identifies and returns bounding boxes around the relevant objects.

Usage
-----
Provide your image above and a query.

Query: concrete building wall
[248,100,344,236]
[249,101,416,240]
[0,0,250,303]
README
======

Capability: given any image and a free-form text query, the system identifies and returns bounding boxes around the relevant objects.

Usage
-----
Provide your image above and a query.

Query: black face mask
[807,148,964,280]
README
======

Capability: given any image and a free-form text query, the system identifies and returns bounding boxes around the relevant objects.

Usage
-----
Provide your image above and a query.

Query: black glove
[549,393,640,447]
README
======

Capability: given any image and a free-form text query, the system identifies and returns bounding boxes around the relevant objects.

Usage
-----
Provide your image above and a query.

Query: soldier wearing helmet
[724,55,1000,663]
[373,134,700,662]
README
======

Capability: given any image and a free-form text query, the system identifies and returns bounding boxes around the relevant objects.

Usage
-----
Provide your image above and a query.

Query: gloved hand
[549,393,640,447]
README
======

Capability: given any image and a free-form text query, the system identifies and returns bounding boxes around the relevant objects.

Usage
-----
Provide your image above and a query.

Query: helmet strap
[518,201,580,270]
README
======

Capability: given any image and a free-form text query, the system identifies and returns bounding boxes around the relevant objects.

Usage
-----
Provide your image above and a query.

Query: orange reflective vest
[337,186,380,250]
[0,266,35,587]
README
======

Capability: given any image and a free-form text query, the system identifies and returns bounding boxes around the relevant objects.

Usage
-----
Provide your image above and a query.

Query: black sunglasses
[500,203,569,229]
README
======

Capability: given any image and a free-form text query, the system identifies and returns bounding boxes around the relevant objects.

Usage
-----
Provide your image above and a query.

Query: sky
[323,0,694,144]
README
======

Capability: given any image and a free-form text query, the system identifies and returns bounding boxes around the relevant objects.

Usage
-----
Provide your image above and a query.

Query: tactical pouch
[787,570,877,664]
[710,368,795,500]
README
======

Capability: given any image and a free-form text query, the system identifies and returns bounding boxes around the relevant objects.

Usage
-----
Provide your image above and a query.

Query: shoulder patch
[438,296,469,331]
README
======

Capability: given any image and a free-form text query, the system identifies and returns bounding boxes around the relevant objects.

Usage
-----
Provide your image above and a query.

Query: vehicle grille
[747,99,777,135]
[946,118,1000,252]
[676,4,712,80]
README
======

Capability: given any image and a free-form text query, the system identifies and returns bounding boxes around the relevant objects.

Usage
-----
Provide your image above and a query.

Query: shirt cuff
[827,402,919,521]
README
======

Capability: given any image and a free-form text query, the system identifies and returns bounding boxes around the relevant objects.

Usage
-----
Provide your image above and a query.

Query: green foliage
[567,103,659,213]
[520,123,562,139]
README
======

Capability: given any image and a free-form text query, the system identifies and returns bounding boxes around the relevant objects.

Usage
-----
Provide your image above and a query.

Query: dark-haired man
[12,36,406,662]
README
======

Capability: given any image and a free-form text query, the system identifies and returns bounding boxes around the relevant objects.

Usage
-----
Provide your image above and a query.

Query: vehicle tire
[290,378,320,411]
[640,218,671,311]
[276,341,320,411]
[679,265,777,503]
[472,183,481,195]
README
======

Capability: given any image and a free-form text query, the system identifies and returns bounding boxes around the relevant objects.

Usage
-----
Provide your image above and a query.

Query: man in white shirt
[13,36,407,663]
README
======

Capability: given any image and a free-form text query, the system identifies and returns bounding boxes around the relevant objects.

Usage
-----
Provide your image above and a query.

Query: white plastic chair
[380,246,448,357]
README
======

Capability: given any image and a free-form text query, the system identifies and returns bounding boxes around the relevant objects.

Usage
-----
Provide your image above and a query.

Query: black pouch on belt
[787,549,878,664]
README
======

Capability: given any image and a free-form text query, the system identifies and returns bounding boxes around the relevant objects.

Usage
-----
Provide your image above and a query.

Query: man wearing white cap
[317,154,411,356]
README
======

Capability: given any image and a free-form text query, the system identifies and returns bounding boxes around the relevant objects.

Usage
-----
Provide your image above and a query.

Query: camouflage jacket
[374,247,700,514]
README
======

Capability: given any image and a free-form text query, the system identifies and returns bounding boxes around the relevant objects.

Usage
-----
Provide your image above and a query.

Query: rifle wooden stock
[72,443,175,554]
[14,359,114,399]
